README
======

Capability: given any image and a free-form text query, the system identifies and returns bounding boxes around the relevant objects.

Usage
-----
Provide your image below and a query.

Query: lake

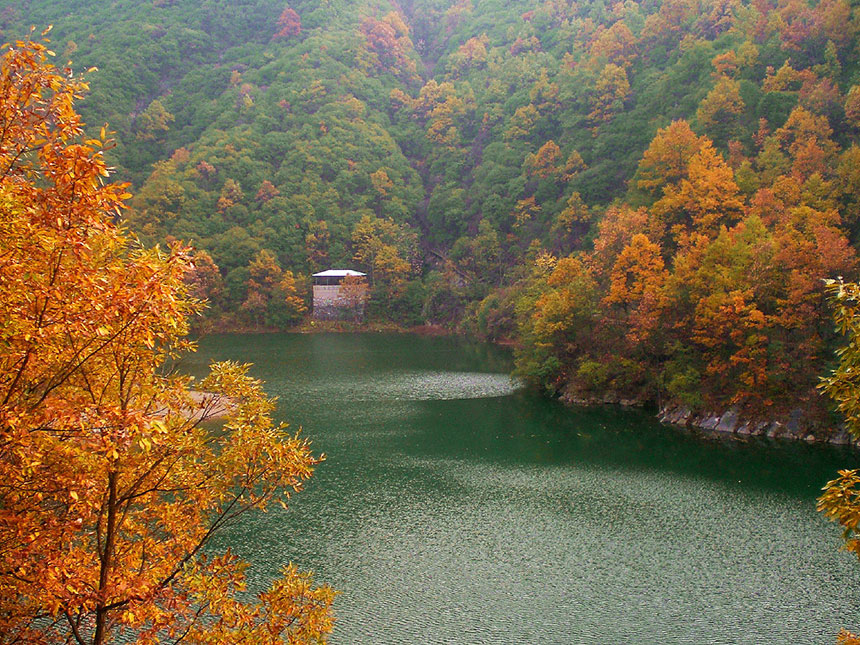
[184,332,860,644]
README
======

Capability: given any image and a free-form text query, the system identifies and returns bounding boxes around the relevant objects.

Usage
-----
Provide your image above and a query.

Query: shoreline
[186,390,236,420]
[561,387,857,448]
[204,317,456,336]
[197,323,856,447]
[656,405,859,448]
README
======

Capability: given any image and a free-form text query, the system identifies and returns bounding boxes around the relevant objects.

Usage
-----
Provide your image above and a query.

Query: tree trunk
[93,470,118,645]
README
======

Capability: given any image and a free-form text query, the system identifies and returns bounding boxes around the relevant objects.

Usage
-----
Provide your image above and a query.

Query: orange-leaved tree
[0,34,334,644]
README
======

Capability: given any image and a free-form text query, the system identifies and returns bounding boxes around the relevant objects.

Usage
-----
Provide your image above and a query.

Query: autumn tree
[359,13,418,81]
[448,34,489,74]
[0,37,333,644]
[588,63,630,128]
[256,179,280,203]
[818,280,860,440]
[550,192,590,256]
[505,104,539,140]
[589,205,659,278]
[636,120,707,199]
[845,86,860,129]
[666,210,854,412]
[603,233,669,346]
[650,139,745,243]
[337,274,369,322]
[515,255,600,391]
[184,249,225,331]
[696,77,745,146]
[513,195,541,228]
[217,177,244,213]
[529,69,560,114]
[304,219,330,272]
[273,6,301,39]
[186,249,225,305]
[524,140,562,179]
[818,279,860,645]
[241,249,307,327]
[351,215,414,295]
[588,21,637,67]
[561,150,586,182]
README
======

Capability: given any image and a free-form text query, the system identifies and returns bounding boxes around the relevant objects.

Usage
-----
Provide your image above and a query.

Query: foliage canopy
[7,0,860,422]
[0,36,334,645]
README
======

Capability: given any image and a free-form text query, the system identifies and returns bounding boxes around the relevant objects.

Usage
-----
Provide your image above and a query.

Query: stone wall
[311,284,366,320]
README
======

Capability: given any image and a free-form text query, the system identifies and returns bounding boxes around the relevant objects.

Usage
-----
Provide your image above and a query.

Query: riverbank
[200,321,857,447]
[295,320,454,336]
[560,385,857,447]
[151,390,236,421]
[205,315,455,336]
[186,390,235,420]
[657,405,859,447]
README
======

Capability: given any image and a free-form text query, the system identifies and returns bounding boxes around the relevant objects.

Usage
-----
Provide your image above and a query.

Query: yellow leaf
[0,38,332,642]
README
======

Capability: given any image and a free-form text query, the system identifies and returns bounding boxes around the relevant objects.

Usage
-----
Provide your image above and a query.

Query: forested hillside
[5,0,860,428]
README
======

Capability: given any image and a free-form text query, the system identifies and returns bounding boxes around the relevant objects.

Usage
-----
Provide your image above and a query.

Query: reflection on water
[185,333,860,645]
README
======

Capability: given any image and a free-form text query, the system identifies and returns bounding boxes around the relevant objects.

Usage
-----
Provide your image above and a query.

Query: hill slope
[5,0,860,426]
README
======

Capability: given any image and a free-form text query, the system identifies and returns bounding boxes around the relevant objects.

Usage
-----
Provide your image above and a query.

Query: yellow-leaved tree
[819,279,860,645]
[0,35,334,644]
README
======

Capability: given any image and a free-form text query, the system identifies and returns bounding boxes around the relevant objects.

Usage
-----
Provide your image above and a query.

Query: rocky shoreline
[658,405,858,447]
[562,387,858,447]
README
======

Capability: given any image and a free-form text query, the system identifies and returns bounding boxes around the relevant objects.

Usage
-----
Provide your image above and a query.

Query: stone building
[312,269,368,320]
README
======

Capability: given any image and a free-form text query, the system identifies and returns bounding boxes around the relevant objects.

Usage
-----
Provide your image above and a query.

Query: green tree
[696,77,745,146]
[135,99,174,142]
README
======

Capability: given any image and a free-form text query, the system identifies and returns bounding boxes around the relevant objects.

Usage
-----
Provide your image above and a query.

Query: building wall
[312,284,367,320]
[313,285,342,304]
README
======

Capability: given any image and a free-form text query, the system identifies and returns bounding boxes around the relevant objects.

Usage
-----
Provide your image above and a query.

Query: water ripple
[195,334,860,645]
[302,371,523,402]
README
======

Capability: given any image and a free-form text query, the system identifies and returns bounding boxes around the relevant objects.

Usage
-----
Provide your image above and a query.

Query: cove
[183,332,860,644]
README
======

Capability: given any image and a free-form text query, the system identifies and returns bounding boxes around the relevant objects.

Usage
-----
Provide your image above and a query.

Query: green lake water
[184,332,860,644]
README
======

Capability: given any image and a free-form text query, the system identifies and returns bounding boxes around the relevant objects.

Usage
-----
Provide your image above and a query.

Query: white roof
[312,269,366,277]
